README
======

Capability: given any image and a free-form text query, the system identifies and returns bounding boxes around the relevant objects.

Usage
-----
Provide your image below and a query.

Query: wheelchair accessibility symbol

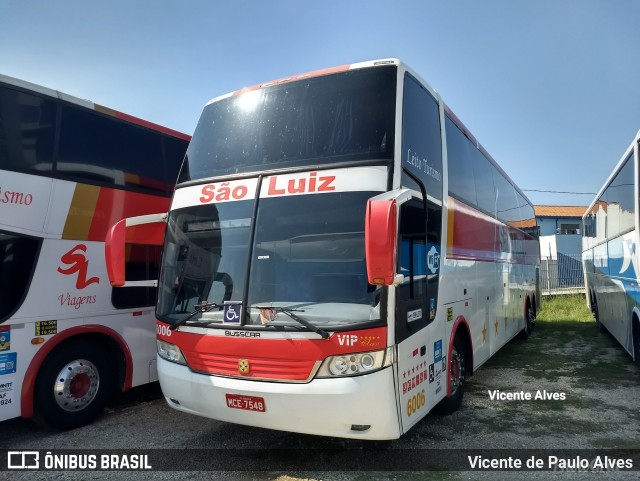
[223,302,243,324]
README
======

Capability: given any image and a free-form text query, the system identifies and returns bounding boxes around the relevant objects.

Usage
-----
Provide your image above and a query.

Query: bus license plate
[225,394,266,412]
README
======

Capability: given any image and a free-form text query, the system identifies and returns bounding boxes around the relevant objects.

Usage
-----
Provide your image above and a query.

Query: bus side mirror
[365,198,398,286]
[105,219,126,286]
[365,189,412,286]
[105,213,167,287]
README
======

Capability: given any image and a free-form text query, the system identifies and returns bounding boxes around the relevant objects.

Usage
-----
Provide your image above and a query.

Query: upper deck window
[179,66,396,182]
[0,87,56,174]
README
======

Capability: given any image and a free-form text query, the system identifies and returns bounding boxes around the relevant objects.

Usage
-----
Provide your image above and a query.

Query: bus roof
[206,58,403,106]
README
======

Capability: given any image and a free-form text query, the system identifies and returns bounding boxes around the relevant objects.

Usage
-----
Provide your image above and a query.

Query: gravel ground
[2,315,639,481]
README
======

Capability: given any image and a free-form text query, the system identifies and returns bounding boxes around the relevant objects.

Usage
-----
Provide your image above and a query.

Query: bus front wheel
[435,335,465,415]
[33,340,114,430]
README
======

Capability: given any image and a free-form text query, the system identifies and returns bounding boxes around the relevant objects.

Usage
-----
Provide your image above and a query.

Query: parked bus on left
[0,74,190,429]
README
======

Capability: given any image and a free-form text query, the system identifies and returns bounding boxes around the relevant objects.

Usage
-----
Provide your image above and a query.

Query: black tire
[33,340,115,430]
[633,319,640,367]
[520,304,535,339]
[435,336,465,415]
[592,297,605,333]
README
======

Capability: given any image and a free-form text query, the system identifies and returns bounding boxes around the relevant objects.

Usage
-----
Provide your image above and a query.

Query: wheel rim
[449,347,464,395]
[53,359,100,412]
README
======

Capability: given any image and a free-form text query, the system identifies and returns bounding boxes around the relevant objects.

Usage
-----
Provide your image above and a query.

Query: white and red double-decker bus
[0,74,190,429]
[107,59,539,439]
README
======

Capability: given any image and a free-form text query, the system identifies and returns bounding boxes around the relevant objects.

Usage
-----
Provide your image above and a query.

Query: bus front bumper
[157,357,401,440]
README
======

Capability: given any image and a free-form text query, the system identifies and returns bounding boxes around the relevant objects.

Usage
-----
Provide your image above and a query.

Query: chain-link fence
[540,254,585,295]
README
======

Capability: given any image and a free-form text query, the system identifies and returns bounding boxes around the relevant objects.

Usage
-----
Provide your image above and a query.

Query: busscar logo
[58,244,100,289]
[7,451,39,469]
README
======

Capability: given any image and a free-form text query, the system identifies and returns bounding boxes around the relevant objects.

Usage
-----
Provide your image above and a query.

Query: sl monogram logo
[57,244,100,289]
[238,359,250,375]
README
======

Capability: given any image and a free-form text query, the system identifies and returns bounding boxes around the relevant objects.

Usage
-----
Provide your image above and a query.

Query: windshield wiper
[171,301,222,330]
[257,306,330,339]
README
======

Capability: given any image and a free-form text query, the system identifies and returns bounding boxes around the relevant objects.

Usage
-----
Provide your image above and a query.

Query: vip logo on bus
[57,244,100,289]
[337,334,358,346]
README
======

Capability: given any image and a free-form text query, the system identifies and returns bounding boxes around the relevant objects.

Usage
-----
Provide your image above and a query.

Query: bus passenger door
[394,182,443,433]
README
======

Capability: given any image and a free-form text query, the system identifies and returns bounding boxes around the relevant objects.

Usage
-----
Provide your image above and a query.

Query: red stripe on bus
[111,110,191,141]
[447,197,538,264]
[158,324,387,381]
[87,189,170,241]
[447,197,501,257]
[232,64,351,96]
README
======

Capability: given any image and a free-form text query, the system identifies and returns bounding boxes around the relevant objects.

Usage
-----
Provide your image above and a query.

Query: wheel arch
[21,325,132,419]
[447,316,473,397]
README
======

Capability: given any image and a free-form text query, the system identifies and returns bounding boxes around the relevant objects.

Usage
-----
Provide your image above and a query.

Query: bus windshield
[178,66,396,182]
[157,191,382,329]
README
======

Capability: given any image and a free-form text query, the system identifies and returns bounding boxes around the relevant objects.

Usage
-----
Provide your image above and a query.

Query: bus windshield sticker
[258,307,277,325]
[223,302,243,324]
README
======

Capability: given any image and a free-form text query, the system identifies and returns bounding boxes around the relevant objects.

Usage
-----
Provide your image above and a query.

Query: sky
[1,0,639,207]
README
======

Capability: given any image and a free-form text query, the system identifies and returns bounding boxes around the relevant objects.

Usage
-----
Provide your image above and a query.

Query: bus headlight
[157,339,187,365]
[316,347,394,378]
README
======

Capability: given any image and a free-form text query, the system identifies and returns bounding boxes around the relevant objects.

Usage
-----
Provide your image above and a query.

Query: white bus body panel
[158,358,401,440]
[0,171,56,235]
[1,237,159,422]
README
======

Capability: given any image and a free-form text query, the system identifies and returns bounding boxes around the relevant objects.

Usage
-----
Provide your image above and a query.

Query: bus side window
[395,172,432,342]
[397,172,427,301]
[57,105,168,194]
[397,197,427,302]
